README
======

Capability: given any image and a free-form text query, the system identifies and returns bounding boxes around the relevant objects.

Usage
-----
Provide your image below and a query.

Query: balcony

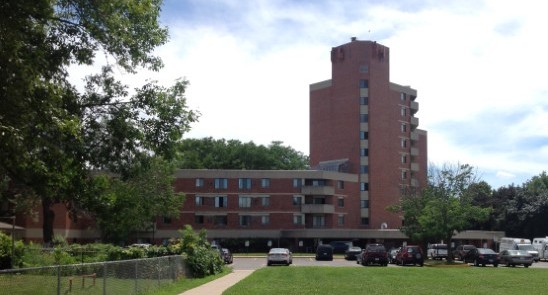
[301,204,335,214]
[411,163,419,172]
[410,117,419,129]
[410,131,419,142]
[410,101,419,115]
[411,147,419,156]
[301,186,335,196]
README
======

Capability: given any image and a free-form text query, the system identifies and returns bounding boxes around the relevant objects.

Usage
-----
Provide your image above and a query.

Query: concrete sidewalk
[179,269,254,295]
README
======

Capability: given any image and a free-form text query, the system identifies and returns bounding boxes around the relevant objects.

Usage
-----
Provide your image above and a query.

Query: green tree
[394,163,491,261]
[494,172,548,238]
[0,0,198,243]
[176,138,309,170]
[86,158,185,244]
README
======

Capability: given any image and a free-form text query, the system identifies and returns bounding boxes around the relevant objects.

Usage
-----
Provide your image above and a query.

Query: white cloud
[69,0,548,188]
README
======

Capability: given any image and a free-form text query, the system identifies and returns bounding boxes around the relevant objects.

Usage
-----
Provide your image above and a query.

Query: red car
[396,245,424,266]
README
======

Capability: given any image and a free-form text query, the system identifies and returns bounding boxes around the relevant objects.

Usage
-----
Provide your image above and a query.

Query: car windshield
[518,244,533,251]
[367,245,386,252]
[348,247,361,251]
[269,248,288,254]
[407,247,419,253]
[478,248,496,254]
[516,250,530,255]
[432,244,447,249]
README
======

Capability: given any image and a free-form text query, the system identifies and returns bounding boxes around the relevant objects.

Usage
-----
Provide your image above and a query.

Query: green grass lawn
[223,266,548,295]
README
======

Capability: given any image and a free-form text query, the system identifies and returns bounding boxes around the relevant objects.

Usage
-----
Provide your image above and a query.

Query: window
[313,216,325,227]
[359,79,369,88]
[361,200,369,208]
[293,178,303,188]
[163,216,172,224]
[239,215,252,226]
[360,114,368,123]
[401,107,406,117]
[360,131,368,140]
[261,196,270,207]
[338,215,345,226]
[360,96,369,105]
[401,138,407,148]
[338,198,344,207]
[238,178,251,189]
[214,178,228,189]
[293,215,303,225]
[338,181,344,189]
[401,123,407,132]
[313,197,326,204]
[401,155,407,164]
[361,217,369,225]
[293,196,302,205]
[239,196,251,208]
[401,93,406,101]
[360,165,369,174]
[361,148,369,157]
[261,215,270,225]
[195,196,204,206]
[360,182,369,191]
[195,215,204,224]
[215,196,227,208]
[402,170,408,180]
[195,178,204,188]
[261,178,270,188]
[213,215,227,226]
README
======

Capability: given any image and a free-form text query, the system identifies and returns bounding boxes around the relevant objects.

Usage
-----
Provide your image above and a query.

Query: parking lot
[232,256,548,270]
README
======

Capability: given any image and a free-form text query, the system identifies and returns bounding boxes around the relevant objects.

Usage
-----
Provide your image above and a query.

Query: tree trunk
[446,237,454,262]
[42,198,55,245]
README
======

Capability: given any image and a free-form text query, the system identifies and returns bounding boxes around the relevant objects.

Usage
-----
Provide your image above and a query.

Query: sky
[72,0,548,189]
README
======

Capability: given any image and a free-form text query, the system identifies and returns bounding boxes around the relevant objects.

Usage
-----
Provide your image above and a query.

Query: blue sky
[71,0,548,189]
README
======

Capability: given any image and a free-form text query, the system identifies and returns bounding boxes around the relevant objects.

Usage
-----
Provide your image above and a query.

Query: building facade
[8,39,503,249]
[309,39,428,230]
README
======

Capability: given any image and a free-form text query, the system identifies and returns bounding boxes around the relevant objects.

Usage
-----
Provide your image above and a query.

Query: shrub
[185,245,224,278]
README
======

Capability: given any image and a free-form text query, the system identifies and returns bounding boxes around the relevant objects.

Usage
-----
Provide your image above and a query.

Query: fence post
[103,262,107,295]
[57,265,61,295]
[134,259,138,294]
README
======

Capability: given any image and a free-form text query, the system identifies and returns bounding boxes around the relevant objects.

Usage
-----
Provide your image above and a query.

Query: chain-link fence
[0,255,187,295]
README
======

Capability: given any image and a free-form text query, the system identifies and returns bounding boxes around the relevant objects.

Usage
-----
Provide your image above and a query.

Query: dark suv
[360,243,388,266]
[396,245,424,266]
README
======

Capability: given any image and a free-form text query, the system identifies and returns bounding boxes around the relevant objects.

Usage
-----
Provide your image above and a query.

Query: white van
[427,243,448,260]
[499,237,539,262]
[532,237,548,261]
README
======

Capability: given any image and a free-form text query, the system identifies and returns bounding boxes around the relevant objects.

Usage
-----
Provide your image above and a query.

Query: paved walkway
[179,269,255,295]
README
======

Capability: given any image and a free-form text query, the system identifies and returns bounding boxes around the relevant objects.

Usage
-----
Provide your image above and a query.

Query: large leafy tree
[0,0,198,243]
[394,163,491,261]
[493,172,548,238]
[176,138,309,170]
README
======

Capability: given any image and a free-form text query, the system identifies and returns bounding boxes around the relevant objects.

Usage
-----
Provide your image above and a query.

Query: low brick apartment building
[7,39,503,250]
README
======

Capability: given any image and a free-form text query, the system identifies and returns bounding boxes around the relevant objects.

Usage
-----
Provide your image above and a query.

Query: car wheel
[474,259,479,267]
[494,264,498,267]
[267,262,272,266]
[525,264,530,268]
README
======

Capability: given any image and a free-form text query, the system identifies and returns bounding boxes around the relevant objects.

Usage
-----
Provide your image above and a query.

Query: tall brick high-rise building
[310,38,428,230]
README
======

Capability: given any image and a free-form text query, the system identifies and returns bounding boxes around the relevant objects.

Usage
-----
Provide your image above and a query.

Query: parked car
[453,244,477,262]
[316,244,334,261]
[427,243,448,260]
[388,247,400,264]
[467,248,499,267]
[267,248,293,266]
[499,250,533,268]
[221,248,233,264]
[360,243,388,266]
[396,245,424,266]
[344,246,362,260]
[329,241,352,254]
